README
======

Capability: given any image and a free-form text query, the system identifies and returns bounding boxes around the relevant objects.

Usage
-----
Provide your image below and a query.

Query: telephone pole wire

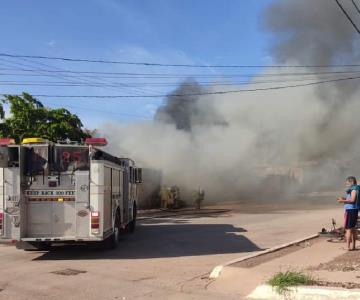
[335,0,360,34]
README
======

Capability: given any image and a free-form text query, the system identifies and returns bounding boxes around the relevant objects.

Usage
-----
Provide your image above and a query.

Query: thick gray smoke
[102,0,360,203]
[154,79,202,131]
[264,0,358,67]
[154,79,227,131]
[263,0,360,161]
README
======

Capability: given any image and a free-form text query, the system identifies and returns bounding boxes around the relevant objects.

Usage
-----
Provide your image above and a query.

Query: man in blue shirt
[337,176,359,251]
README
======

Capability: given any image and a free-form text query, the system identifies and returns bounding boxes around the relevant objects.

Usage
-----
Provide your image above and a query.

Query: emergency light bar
[0,138,15,145]
[85,138,108,147]
[22,137,46,144]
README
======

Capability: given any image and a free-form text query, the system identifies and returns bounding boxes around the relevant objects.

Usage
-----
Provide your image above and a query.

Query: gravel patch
[309,249,360,272]
[315,280,360,289]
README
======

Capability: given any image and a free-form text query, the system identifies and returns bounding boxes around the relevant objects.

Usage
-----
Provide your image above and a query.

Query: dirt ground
[311,248,360,272]
[307,246,360,289]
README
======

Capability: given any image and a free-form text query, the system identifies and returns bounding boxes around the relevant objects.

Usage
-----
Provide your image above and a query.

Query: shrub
[268,271,314,295]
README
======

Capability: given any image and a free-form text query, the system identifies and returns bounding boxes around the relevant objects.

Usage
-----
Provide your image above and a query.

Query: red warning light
[85,138,108,147]
[0,138,15,145]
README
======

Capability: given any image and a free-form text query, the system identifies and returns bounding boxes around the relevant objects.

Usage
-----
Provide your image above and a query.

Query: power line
[2,75,359,99]
[0,57,162,97]
[352,0,360,15]
[14,57,147,96]
[334,0,360,34]
[1,68,360,78]
[2,52,360,68]
[0,74,351,87]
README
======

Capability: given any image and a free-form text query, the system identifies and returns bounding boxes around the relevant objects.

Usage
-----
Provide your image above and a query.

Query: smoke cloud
[154,79,203,131]
[102,0,360,202]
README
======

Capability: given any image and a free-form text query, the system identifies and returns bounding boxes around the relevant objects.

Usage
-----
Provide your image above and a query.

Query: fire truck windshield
[24,146,49,175]
[54,146,89,172]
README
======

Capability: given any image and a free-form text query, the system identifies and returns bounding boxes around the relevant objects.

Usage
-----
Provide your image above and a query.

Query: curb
[139,209,230,220]
[247,284,360,299]
[0,238,15,246]
[209,233,319,279]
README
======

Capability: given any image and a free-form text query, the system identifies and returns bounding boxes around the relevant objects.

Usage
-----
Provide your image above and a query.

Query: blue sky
[0,0,273,128]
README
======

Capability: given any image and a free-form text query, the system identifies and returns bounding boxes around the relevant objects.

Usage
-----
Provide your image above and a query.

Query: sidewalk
[208,236,360,299]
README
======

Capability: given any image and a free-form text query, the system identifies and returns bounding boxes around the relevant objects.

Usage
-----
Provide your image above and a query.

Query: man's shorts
[345,209,359,229]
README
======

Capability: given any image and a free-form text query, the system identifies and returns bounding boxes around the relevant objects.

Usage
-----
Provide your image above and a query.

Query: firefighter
[171,185,180,209]
[194,187,205,210]
[159,187,170,209]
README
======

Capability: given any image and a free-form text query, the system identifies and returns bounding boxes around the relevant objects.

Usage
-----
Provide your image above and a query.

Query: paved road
[0,204,342,300]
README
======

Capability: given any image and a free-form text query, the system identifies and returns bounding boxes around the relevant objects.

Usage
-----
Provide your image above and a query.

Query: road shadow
[34,223,263,261]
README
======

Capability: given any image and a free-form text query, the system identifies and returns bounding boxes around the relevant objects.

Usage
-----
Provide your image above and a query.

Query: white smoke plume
[101,0,360,202]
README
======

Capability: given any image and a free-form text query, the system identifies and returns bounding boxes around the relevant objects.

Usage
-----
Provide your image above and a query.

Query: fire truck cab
[1,137,141,250]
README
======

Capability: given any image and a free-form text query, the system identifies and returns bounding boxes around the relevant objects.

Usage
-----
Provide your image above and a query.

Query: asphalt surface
[0,203,342,300]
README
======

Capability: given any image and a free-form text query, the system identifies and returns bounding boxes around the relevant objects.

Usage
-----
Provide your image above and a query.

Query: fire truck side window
[130,167,134,183]
[0,146,20,168]
[0,147,8,168]
[8,147,19,167]
[135,168,142,183]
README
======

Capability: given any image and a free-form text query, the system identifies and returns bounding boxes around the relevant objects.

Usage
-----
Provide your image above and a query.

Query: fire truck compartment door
[27,202,52,236]
[51,201,76,236]
[75,171,90,238]
[27,200,76,237]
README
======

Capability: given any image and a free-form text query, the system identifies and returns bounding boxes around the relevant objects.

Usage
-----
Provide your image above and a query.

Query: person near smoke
[337,176,359,251]
[194,188,205,210]
[159,187,170,209]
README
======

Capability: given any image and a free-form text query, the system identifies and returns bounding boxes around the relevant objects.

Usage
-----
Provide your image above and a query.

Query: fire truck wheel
[104,212,121,249]
[128,203,137,233]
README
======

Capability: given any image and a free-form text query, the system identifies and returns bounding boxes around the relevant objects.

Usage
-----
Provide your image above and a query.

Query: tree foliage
[0,93,90,143]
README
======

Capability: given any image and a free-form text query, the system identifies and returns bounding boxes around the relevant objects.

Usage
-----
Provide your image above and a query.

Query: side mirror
[135,168,142,183]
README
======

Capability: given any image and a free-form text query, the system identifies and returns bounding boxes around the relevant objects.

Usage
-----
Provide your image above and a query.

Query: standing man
[159,187,169,209]
[337,176,359,251]
[166,187,175,209]
[171,185,180,209]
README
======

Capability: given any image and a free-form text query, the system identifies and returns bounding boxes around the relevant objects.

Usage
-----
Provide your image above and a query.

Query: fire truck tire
[103,212,121,249]
[128,203,137,233]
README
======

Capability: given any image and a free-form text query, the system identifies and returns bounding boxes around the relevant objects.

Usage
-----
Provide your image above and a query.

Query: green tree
[0,93,90,143]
